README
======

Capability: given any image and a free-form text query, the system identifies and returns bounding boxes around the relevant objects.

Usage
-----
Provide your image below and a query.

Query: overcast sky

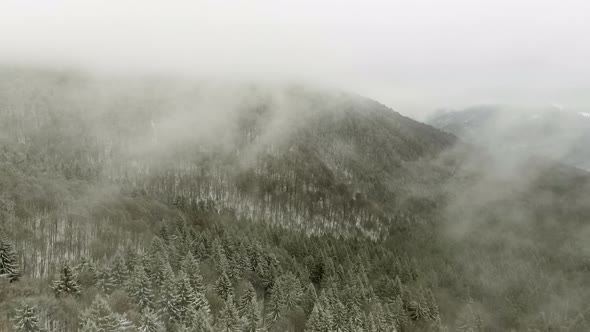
[2,0,590,118]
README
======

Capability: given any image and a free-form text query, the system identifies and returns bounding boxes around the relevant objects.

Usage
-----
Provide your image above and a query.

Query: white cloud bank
[1,0,590,118]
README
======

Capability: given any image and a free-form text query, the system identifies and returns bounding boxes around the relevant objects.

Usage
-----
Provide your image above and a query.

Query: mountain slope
[1,69,590,331]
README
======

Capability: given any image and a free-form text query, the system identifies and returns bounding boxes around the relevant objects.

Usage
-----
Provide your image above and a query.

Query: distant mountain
[427,105,590,170]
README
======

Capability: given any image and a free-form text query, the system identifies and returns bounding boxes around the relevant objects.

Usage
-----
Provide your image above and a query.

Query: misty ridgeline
[0,68,589,332]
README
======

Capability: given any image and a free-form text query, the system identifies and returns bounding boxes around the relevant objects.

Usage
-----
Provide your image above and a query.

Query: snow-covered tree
[80,295,134,331]
[306,303,332,332]
[183,307,213,331]
[12,304,45,332]
[52,263,81,297]
[238,282,257,316]
[238,282,262,331]
[110,254,129,287]
[138,308,165,332]
[181,253,205,294]
[173,271,199,323]
[0,235,19,282]
[96,266,116,294]
[216,296,242,332]
[128,265,154,309]
[215,271,234,302]
[455,302,483,332]
[157,262,178,321]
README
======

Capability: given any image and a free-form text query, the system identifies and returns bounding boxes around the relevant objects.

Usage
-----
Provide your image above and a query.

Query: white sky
[2,0,590,118]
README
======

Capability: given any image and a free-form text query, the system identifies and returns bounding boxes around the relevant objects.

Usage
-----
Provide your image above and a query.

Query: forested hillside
[1,68,589,331]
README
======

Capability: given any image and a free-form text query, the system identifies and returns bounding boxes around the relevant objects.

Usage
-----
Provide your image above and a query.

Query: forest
[1,68,589,331]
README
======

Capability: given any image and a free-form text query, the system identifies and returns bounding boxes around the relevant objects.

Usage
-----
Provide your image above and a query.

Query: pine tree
[212,239,230,276]
[157,262,179,322]
[265,272,302,325]
[425,288,440,320]
[96,266,116,294]
[138,308,165,332]
[275,272,302,311]
[215,271,234,302]
[238,282,257,316]
[455,303,483,332]
[306,304,330,332]
[173,271,200,323]
[79,321,100,332]
[412,287,433,321]
[184,307,213,331]
[302,283,318,315]
[345,303,364,332]
[0,235,19,282]
[239,283,262,332]
[372,302,391,332]
[181,253,205,294]
[332,299,348,332]
[264,285,284,325]
[365,312,379,332]
[430,315,449,332]
[12,304,45,332]
[391,295,408,327]
[80,295,134,331]
[128,264,154,309]
[147,251,168,289]
[216,296,242,332]
[52,263,81,297]
[110,254,129,288]
[76,258,99,286]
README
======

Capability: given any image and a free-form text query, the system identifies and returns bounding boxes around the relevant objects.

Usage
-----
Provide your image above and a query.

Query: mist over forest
[2,1,590,331]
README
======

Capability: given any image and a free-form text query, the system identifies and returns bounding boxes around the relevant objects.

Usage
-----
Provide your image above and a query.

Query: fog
[2,2,590,330]
[3,0,590,118]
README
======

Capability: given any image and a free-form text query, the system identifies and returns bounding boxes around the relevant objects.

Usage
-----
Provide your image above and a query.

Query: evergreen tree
[265,272,303,325]
[365,313,378,332]
[138,308,165,332]
[0,235,19,282]
[238,282,257,316]
[157,262,179,322]
[181,253,205,294]
[79,321,101,332]
[216,296,242,332]
[331,299,348,332]
[275,272,303,311]
[306,304,331,332]
[264,287,284,325]
[425,288,440,320]
[239,283,262,332]
[128,264,154,309]
[80,295,134,332]
[345,304,364,332]
[302,283,318,315]
[110,254,129,288]
[147,250,168,289]
[96,266,116,294]
[430,315,449,332]
[12,304,45,332]
[52,263,81,297]
[411,287,433,321]
[455,303,483,332]
[215,271,234,302]
[76,258,99,286]
[184,307,213,331]
[212,239,230,276]
[173,271,200,323]
[371,302,391,332]
[391,295,408,327]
